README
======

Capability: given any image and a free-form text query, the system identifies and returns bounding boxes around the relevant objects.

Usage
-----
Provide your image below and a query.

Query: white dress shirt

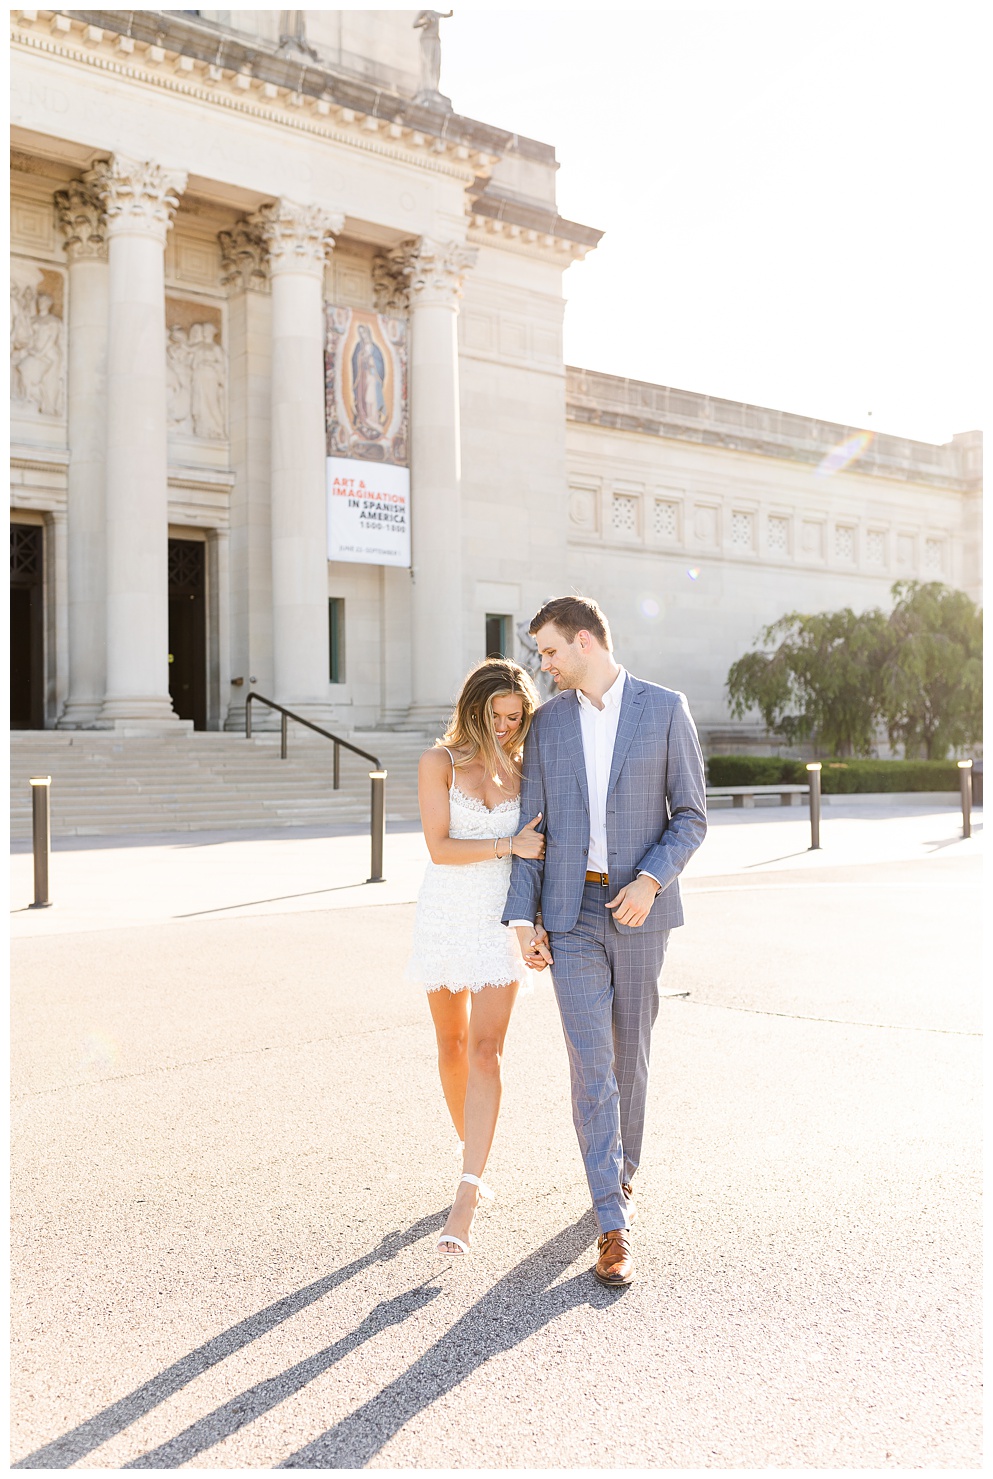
[577,664,627,875]
[510,666,659,928]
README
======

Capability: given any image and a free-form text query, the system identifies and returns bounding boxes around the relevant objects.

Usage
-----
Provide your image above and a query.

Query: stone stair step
[9,729,426,840]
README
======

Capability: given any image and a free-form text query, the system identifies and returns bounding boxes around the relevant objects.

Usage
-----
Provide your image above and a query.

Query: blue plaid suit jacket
[502,674,707,934]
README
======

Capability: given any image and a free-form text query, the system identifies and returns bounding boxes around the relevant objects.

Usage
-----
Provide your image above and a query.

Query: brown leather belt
[585,871,610,886]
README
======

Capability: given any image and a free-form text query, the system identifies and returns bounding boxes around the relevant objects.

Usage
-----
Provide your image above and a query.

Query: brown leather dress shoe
[594,1229,635,1286]
[622,1181,637,1225]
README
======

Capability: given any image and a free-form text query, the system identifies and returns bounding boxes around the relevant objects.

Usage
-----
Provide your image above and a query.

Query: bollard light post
[29,776,53,908]
[806,762,822,850]
[958,759,973,839]
[368,769,387,883]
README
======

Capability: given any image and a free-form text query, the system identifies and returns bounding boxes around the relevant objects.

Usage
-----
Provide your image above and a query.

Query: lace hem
[420,974,527,994]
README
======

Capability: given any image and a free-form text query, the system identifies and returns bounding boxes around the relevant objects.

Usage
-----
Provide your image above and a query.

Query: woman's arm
[417,749,543,866]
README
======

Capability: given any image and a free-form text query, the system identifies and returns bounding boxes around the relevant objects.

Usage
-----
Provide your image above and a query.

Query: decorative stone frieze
[54,179,108,262]
[87,155,187,244]
[381,236,477,310]
[218,220,270,294]
[249,200,344,278]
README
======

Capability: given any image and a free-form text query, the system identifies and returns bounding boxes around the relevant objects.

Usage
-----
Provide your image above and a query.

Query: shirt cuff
[637,871,662,891]
[508,919,534,929]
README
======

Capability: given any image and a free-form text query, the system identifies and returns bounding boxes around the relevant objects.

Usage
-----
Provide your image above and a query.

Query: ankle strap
[460,1173,494,1199]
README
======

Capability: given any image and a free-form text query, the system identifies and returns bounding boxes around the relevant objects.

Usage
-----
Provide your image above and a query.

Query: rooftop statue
[414,10,453,109]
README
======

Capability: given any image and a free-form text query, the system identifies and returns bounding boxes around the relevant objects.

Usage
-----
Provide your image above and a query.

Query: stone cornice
[467,218,595,264]
[566,368,979,493]
[12,12,496,185]
[469,181,604,259]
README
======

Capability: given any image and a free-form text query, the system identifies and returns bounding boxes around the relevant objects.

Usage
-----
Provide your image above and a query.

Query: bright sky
[440,3,986,446]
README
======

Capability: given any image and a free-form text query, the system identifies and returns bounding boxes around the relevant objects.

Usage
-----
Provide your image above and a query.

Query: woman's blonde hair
[439,658,540,785]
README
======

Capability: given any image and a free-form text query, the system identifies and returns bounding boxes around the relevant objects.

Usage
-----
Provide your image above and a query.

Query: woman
[407,658,545,1260]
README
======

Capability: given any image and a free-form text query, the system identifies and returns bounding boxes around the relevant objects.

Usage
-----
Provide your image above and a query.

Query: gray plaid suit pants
[549,880,670,1235]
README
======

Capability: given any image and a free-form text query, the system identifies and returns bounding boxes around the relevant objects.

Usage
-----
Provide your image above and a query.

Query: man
[503,596,706,1286]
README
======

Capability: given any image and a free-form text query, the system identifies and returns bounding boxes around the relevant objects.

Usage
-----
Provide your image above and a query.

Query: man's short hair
[529,595,612,650]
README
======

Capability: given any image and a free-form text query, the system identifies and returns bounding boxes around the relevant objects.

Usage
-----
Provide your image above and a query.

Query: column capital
[378,236,477,312]
[54,178,108,263]
[249,199,344,278]
[86,155,187,244]
[218,220,270,294]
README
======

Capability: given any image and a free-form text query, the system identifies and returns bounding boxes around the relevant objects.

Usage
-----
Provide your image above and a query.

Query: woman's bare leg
[427,987,471,1141]
[438,981,519,1252]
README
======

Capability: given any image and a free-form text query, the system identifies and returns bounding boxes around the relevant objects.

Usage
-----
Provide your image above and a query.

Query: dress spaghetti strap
[441,745,456,788]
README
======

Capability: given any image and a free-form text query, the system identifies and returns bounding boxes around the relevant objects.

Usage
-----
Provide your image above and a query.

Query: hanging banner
[326,457,411,567]
[325,305,410,566]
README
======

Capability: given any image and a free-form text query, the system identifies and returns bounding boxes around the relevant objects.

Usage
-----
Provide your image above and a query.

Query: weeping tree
[879,581,982,759]
[727,607,890,756]
[727,583,983,758]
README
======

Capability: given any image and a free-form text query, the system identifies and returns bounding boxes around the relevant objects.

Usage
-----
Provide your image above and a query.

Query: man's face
[533,622,589,690]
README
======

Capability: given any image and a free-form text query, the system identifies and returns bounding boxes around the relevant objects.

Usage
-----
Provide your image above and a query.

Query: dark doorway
[168,539,207,729]
[10,523,45,730]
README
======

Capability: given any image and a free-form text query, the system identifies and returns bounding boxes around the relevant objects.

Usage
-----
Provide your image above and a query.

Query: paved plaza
[9,801,983,1468]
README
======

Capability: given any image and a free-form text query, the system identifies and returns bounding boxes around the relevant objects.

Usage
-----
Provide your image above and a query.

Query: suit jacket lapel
[607,676,646,799]
[560,691,590,817]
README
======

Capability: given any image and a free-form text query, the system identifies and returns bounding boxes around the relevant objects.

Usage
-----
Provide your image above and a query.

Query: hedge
[705,756,961,792]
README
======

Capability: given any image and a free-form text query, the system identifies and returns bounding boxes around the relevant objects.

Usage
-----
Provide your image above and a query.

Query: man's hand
[515,923,553,971]
[605,876,660,928]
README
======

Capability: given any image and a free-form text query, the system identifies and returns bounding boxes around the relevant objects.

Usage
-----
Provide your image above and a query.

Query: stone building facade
[9,9,982,746]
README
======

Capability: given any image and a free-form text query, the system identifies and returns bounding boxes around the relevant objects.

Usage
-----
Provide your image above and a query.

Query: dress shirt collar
[576,665,626,714]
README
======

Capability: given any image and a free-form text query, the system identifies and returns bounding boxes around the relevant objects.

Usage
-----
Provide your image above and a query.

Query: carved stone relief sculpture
[166,319,227,439]
[10,261,66,418]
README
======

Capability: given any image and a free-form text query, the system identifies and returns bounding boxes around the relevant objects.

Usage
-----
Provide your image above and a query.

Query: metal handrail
[245,692,387,882]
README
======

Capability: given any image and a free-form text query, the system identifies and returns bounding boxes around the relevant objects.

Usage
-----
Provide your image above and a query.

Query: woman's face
[490,692,524,748]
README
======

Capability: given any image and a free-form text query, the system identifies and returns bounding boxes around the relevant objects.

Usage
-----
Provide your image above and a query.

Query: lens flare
[640,597,660,618]
[686,567,701,581]
[78,1031,119,1072]
[816,430,874,477]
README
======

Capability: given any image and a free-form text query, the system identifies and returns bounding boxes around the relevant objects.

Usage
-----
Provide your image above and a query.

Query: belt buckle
[598,871,609,887]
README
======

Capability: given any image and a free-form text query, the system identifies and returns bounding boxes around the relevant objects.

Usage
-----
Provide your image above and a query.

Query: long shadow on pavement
[12,1210,447,1470]
[121,1210,607,1469]
[124,1284,444,1468]
[278,1212,609,1469]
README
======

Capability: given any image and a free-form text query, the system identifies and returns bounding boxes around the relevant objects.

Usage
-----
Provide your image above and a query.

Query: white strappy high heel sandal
[435,1173,494,1259]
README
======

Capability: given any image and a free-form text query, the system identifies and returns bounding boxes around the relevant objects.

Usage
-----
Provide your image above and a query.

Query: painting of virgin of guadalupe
[325,306,408,465]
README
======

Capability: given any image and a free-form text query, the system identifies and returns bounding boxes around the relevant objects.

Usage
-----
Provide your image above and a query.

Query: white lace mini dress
[406,756,527,994]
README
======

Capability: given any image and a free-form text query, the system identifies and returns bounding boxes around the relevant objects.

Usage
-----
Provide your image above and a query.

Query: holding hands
[515,923,553,972]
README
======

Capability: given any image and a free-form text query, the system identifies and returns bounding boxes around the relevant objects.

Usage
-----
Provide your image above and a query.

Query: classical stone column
[219,218,275,730]
[386,237,476,723]
[90,154,187,729]
[54,178,109,727]
[250,199,343,721]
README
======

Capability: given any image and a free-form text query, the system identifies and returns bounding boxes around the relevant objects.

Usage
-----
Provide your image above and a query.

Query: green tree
[880,581,982,758]
[727,607,888,756]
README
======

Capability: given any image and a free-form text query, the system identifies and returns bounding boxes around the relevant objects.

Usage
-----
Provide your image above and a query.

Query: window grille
[835,526,855,562]
[866,530,886,565]
[653,501,678,539]
[767,516,789,555]
[924,538,943,572]
[611,494,638,535]
[10,524,42,581]
[730,511,754,551]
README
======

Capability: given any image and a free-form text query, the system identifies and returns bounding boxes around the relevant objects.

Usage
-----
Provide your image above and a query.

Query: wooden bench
[705,783,810,809]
